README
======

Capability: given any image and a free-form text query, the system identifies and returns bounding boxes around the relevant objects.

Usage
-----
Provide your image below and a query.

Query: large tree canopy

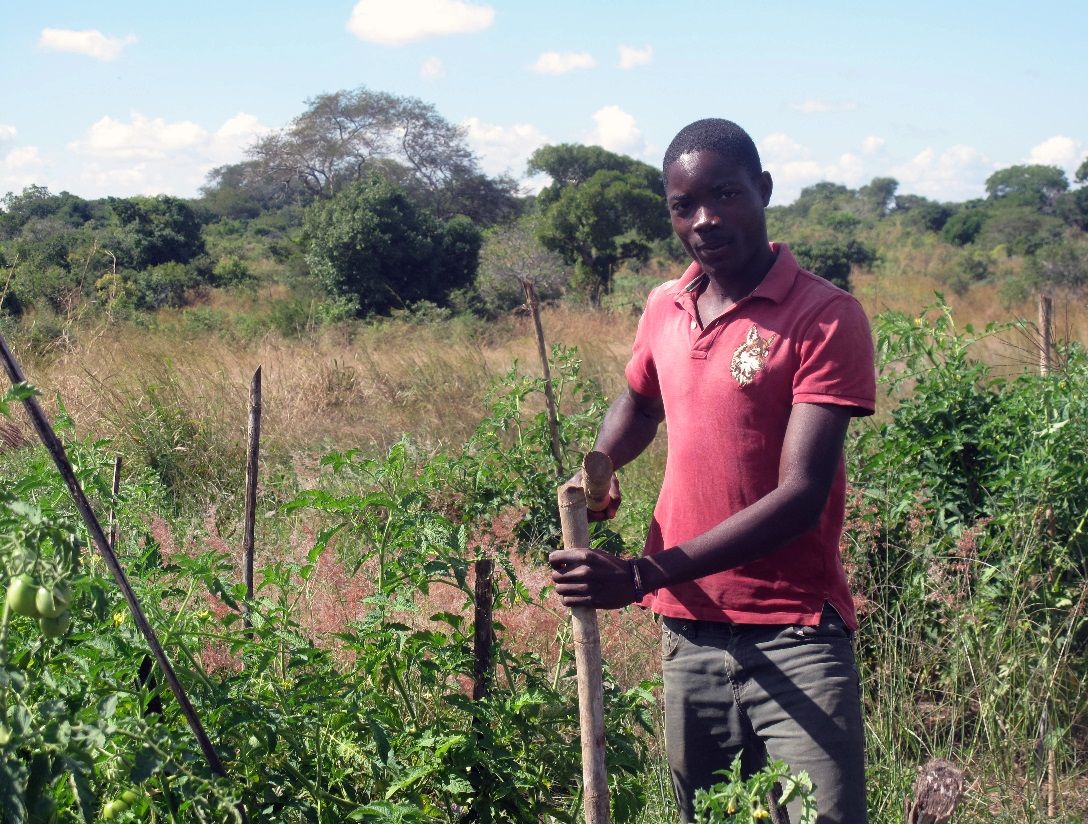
[241,86,517,223]
[303,176,481,316]
[984,165,1069,212]
[528,144,669,302]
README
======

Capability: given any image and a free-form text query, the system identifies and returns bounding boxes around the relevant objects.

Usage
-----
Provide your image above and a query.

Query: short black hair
[662,119,762,185]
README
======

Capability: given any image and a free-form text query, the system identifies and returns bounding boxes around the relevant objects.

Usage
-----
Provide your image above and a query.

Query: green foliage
[893,194,953,232]
[304,177,482,316]
[984,164,1069,211]
[941,209,987,246]
[106,195,206,269]
[791,237,874,290]
[0,342,653,822]
[849,301,1088,818]
[694,757,816,824]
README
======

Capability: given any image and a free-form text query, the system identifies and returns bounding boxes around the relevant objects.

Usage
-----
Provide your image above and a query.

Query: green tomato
[35,583,71,619]
[112,798,130,813]
[7,574,40,617]
[39,613,70,639]
[101,801,117,819]
[120,789,139,804]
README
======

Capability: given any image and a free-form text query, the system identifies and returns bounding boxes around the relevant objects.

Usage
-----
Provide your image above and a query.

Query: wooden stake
[557,451,614,824]
[0,332,248,823]
[472,558,494,700]
[109,453,122,550]
[524,279,564,477]
[1038,292,1053,376]
[242,366,261,611]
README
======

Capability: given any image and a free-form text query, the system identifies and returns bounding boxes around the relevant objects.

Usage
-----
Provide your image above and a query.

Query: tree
[893,195,953,232]
[1075,156,1088,185]
[984,165,1068,212]
[243,85,512,222]
[791,238,874,291]
[106,195,206,268]
[528,144,669,302]
[857,177,899,218]
[303,176,481,316]
[1026,239,1088,294]
[475,213,570,313]
[941,209,987,246]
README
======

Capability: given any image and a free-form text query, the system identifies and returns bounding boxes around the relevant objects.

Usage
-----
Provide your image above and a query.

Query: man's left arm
[549,401,853,608]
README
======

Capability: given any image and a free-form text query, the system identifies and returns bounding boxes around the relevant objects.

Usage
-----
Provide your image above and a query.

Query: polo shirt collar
[672,242,801,310]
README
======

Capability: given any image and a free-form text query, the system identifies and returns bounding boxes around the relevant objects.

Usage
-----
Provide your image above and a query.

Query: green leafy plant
[694,756,816,824]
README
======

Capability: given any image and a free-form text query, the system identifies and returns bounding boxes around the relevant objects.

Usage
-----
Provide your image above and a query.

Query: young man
[549,119,875,823]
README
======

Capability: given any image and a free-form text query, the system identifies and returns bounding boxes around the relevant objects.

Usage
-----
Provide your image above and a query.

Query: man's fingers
[549,548,591,567]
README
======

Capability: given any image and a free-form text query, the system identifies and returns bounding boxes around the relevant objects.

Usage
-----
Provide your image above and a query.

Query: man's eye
[719,190,739,200]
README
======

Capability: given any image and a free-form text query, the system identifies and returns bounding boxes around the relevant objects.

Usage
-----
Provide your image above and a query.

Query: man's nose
[693,205,720,230]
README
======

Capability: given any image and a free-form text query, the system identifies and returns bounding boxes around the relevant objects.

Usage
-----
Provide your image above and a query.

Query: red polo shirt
[625,243,875,629]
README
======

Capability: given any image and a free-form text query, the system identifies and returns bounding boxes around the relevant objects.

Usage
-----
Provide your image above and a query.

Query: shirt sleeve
[792,294,876,415]
[624,287,663,398]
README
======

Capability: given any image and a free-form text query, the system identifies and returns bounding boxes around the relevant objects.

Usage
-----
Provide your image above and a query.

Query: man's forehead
[666,150,753,193]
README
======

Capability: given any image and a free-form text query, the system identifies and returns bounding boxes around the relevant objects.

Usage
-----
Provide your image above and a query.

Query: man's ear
[759,170,773,207]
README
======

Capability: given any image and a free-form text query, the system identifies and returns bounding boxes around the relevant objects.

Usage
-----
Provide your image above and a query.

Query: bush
[304,177,482,316]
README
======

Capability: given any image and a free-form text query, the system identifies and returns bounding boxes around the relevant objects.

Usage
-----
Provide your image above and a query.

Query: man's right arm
[596,386,664,470]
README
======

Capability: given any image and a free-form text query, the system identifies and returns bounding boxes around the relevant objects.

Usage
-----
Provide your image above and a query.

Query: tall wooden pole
[557,451,614,824]
[1038,292,1053,376]
[523,280,564,477]
[242,366,262,610]
[472,558,494,700]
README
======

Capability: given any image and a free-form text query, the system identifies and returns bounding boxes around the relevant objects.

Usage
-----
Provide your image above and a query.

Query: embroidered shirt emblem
[730,325,776,386]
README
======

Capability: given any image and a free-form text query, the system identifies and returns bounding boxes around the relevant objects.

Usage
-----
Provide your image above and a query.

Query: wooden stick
[242,366,262,611]
[557,451,614,824]
[1039,292,1053,376]
[109,453,122,550]
[472,557,494,700]
[524,279,564,477]
[0,332,248,823]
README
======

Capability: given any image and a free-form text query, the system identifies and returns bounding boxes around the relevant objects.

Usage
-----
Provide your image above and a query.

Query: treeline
[2,84,1087,343]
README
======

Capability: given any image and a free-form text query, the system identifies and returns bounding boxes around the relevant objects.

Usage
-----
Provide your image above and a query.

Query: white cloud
[586,105,644,156]
[892,144,993,202]
[69,114,208,160]
[1028,135,1083,170]
[0,125,16,141]
[1,146,45,194]
[420,56,445,80]
[38,28,136,61]
[758,133,872,203]
[531,51,595,75]
[618,44,653,69]
[462,117,549,179]
[63,111,269,197]
[790,99,858,114]
[347,0,493,45]
[861,135,885,155]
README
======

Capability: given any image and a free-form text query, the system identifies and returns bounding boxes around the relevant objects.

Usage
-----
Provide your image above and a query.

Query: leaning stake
[0,332,248,823]
[557,450,614,824]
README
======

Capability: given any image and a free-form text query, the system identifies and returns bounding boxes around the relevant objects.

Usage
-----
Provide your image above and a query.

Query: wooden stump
[905,759,965,824]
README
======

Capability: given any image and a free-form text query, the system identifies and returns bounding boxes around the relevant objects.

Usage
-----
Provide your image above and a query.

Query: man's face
[664,149,773,280]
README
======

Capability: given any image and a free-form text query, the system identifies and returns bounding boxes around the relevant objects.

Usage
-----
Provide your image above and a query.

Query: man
[549,119,875,823]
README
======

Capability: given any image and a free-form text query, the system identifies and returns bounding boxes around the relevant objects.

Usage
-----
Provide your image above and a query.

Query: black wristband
[629,558,646,602]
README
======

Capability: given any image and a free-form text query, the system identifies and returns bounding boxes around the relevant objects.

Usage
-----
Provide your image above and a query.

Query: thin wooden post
[523,280,564,478]
[242,366,262,613]
[0,332,248,823]
[472,558,494,700]
[109,454,122,550]
[557,451,614,824]
[1038,292,1053,376]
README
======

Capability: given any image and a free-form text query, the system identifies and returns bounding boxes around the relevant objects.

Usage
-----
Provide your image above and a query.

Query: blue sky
[2,0,1086,205]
